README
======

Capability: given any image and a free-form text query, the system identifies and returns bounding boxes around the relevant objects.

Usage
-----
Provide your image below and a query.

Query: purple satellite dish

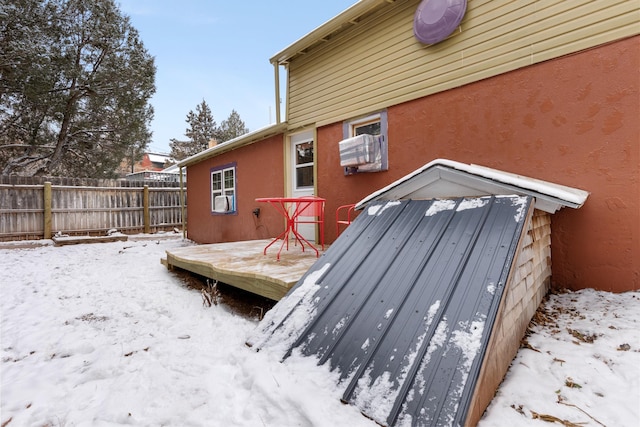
[413,0,467,45]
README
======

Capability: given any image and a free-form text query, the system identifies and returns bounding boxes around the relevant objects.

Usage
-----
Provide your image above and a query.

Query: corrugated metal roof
[249,195,533,426]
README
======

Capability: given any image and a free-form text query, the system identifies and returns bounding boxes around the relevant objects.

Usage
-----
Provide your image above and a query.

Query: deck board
[164,239,324,301]
[53,234,128,246]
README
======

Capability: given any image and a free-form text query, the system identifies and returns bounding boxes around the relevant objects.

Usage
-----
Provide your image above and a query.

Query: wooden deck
[163,239,325,301]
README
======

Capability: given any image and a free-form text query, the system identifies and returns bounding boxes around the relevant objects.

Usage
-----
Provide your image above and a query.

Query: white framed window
[350,114,382,137]
[294,139,314,190]
[342,111,388,174]
[211,163,236,214]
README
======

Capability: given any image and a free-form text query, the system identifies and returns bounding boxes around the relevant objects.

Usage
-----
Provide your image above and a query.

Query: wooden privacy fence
[0,176,186,241]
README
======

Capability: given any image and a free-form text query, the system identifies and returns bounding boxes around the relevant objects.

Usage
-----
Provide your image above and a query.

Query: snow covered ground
[1,236,638,427]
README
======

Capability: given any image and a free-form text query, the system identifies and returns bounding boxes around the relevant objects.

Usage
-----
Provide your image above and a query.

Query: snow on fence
[0,176,186,241]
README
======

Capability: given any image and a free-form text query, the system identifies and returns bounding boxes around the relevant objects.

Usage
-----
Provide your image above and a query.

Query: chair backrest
[297,197,325,218]
[336,203,357,235]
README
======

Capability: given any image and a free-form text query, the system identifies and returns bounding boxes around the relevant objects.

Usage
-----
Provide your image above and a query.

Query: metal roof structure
[356,159,589,213]
[249,195,534,426]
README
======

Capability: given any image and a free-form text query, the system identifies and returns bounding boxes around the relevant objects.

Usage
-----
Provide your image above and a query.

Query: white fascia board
[177,123,287,168]
[270,0,392,65]
[355,159,590,213]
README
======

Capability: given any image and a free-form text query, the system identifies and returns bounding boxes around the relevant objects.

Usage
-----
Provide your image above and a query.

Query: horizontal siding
[288,0,414,122]
[286,0,639,128]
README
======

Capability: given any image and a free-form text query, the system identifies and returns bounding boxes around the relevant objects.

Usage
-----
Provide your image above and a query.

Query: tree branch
[0,144,55,150]
[1,154,48,175]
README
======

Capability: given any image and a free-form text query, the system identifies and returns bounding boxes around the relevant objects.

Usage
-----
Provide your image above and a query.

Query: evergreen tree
[218,109,249,143]
[167,138,190,161]
[170,99,216,160]
[0,0,156,177]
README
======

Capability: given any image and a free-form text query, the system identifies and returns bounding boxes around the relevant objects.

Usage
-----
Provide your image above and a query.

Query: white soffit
[355,159,590,213]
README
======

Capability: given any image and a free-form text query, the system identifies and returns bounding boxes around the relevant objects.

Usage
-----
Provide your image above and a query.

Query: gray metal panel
[250,195,532,426]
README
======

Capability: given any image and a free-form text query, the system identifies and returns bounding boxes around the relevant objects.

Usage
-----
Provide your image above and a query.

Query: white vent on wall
[214,195,232,213]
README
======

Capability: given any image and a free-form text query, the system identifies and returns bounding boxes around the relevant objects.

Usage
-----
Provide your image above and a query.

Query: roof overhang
[355,159,589,213]
[177,122,288,168]
[270,0,395,65]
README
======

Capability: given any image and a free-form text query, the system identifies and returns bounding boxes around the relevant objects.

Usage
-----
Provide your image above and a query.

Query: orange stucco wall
[186,134,286,244]
[317,36,639,292]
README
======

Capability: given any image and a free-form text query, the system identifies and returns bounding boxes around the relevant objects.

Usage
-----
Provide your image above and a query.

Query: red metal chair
[336,204,356,236]
[294,197,325,250]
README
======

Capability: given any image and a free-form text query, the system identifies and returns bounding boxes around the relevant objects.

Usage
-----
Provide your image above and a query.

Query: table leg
[260,199,321,260]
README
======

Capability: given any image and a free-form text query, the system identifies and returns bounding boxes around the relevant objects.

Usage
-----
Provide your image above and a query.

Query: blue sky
[117,0,356,154]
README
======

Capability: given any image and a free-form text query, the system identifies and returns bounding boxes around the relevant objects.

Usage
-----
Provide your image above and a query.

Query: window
[342,111,388,174]
[351,116,381,137]
[295,140,314,189]
[211,163,236,214]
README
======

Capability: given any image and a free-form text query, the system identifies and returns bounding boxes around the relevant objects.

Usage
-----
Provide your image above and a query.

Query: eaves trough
[270,0,395,65]
[177,122,288,168]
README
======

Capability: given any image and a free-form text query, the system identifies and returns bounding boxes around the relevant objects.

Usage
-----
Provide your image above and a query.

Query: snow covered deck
[163,239,325,301]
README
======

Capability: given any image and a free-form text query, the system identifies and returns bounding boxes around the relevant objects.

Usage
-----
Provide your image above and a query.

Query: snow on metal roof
[356,159,589,213]
[146,153,172,164]
[249,195,533,426]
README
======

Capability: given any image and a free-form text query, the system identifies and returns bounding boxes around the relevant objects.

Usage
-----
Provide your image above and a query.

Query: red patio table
[255,196,325,260]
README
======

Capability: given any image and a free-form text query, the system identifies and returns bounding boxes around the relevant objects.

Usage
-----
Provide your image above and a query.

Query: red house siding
[318,36,639,292]
[186,134,285,244]
[139,154,160,171]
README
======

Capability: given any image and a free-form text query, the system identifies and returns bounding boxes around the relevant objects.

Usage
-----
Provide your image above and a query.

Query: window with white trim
[342,111,388,174]
[294,140,314,189]
[351,115,382,137]
[211,164,236,214]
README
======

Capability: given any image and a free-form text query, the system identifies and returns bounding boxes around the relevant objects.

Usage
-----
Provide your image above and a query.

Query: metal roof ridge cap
[355,158,590,210]
[177,122,287,167]
[465,163,590,207]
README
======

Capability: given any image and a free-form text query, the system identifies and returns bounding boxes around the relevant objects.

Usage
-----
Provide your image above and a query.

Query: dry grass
[513,290,609,427]
[171,270,276,321]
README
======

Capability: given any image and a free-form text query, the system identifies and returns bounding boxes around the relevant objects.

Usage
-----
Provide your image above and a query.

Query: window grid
[211,165,236,213]
[352,119,381,137]
[295,140,314,189]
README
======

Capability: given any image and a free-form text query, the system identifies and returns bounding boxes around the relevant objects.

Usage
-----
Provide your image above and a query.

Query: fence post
[143,185,150,234]
[179,166,186,239]
[43,182,52,239]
